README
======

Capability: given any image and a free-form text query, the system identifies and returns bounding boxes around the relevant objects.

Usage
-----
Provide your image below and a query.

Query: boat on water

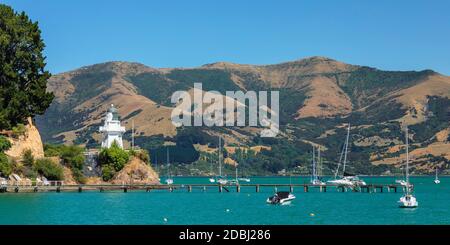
[327,124,366,187]
[266,191,296,205]
[434,167,440,184]
[398,127,418,208]
[165,148,174,185]
[238,177,251,182]
[395,179,408,187]
[212,136,229,185]
[311,146,326,186]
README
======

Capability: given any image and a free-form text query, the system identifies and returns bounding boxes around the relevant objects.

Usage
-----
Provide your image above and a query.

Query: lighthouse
[99,104,126,148]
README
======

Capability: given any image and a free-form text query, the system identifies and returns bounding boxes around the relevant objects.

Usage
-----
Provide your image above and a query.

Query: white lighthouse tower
[99,104,126,148]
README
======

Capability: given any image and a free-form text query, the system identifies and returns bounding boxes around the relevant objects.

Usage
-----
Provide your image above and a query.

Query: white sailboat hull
[217,179,228,185]
[311,179,326,185]
[434,179,440,184]
[238,178,251,182]
[398,195,418,208]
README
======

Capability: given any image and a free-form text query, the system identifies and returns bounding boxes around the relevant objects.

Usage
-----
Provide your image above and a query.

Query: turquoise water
[0,176,449,224]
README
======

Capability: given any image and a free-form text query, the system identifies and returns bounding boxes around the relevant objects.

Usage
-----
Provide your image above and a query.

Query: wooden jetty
[0,183,408,194]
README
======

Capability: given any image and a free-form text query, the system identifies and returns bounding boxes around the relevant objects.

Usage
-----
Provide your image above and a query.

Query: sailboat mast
[218,137,222,177]
[167,148,171,178]
[318,146,321,178]
[342,123,350,176]
[435,166,438,180]
[405,126,409,185]
[312,146,316,181]
[131,120,135,150]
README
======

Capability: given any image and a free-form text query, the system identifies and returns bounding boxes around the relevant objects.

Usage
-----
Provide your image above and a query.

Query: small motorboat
[165,178,174,185]
[266,191,296,205]
[398,194,418,208]
[209,178,216,183]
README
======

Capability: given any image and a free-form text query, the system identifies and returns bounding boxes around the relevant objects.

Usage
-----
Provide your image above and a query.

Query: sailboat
[398,127,418,208]
[228,165,240,185]
[165,148,174,185]
[311,146,325,185]
[395,166,408,187]
[216,137,228,185]
[327,124,366,187]
[208,154,216,183]
[434,167,440,184]
[154,154,161,182]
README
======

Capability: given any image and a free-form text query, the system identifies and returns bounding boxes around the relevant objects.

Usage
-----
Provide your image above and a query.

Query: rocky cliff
[110,157,160,185]
[5,117,44,159]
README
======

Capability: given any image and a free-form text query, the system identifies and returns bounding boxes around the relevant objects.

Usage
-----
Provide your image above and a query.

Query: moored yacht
[434,167,440,184]
[165,148,174,185]
[327,124,366,187]
[311,146,326,186]
[398,127,418,208]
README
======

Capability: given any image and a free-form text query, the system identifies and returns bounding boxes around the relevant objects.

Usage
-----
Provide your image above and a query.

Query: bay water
[0,176,448,224]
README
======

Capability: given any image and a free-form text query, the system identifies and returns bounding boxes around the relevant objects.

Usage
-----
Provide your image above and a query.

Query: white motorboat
[434,167,440,184]
[398,127,418,208]
[327,124,366,187]
[266,191,296,205]
[208,178,216,183]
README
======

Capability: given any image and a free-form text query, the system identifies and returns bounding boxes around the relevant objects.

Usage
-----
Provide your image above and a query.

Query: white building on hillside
[99,104,126,148]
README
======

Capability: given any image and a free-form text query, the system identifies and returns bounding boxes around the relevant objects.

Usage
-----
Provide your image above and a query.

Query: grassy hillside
[35,57,450,175]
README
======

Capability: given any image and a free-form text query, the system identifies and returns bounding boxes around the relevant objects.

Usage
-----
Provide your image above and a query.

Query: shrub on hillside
[0,153,12,176]
[11,123,26,138]
[101,164,116,181]
[130,149,150,164]
[33,158,64,180]
[43,144,86,183]
[99,142,129,172]
[0,136,11,152]
[21,149,34,167]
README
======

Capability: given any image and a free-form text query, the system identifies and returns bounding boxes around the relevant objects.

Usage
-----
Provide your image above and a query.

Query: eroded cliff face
[110,157,160,185]
[5,117,44,160]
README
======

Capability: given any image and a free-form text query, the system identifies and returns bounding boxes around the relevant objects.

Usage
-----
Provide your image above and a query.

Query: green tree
[99,142,129,172]
[0,4,54,129]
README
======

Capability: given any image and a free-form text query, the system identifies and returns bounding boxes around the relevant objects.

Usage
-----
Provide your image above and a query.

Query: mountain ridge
[35,56,450,175]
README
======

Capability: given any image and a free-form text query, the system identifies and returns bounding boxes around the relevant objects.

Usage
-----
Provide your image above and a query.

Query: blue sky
[3,0,450,75]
